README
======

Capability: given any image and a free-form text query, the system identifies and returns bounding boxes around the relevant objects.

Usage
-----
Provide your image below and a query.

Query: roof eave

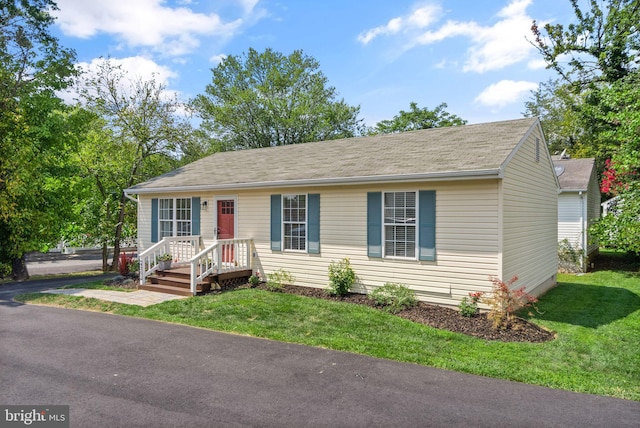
[125,169,501,195]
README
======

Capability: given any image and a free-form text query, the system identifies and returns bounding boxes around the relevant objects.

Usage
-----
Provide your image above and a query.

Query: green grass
[14,270,640,401]
[59,280,135,292]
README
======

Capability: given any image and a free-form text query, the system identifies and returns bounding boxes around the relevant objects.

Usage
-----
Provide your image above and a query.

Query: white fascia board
[124,169,501,195]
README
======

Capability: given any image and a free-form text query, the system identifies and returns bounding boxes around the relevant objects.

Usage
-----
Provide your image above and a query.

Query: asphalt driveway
[1,278,638,427]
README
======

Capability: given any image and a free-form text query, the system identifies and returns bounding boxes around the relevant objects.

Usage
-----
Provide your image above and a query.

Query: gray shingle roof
[551,157,596,191]
[127,117,539,193]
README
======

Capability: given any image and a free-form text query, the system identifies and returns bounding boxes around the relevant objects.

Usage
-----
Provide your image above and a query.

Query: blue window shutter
[270,194,282,251]
[419,190,436,261]
[192,197,201,236]
[367,192,382,258]
[308,194,320,254]
[151,198,159,243]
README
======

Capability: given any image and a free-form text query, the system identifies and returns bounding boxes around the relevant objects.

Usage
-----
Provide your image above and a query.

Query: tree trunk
[102,242,109,272]
[112,195,127,272]
[12,255,29,280]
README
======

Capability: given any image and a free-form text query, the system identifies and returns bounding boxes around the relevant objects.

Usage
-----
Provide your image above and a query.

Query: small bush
[458,292,483,317]
[483,276,538,329]
[127,259,140,274]
[327,258,356,296]
[248,272,261,287]
[558,239,585,273]
[369,283,418,314]
[266,269,294,292]
[118,252,134,275]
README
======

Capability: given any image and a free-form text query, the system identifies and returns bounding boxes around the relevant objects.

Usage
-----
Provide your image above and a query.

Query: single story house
[552,155,600,271]
[125,117,558,305]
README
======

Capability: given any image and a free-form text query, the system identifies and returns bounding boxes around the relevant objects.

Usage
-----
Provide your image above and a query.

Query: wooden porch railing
[139,236,202,285]
[189,238,253,295]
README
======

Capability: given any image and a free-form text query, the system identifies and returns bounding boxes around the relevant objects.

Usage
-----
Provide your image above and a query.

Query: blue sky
[51,0,576,126]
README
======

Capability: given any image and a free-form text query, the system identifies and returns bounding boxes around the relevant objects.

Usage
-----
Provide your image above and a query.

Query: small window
[159,198,191,239]
[283,194,306,251]
[384,192,416,258]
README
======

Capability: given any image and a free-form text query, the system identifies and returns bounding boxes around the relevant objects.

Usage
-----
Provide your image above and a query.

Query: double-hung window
[283,194,306,251]
[159,198,191,239]
[384,191,416,258]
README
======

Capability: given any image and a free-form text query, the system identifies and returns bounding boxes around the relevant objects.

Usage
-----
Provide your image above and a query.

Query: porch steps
[140,266,252,296]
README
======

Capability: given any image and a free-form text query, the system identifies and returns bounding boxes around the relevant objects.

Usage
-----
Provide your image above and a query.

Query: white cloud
[53,0,254,56]
[361,0,539,73]
[358,4,442,45]
[527,58,548,70]
[474,80,538,108]
[77,56,178,84]
[209,54,228,65]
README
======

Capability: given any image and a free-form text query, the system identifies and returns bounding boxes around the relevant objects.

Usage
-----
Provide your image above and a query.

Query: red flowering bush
[483,276,538,330]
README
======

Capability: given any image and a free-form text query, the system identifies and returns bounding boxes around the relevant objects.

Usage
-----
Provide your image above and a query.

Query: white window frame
[383,191,417,259]
[158,197,192,239]
[282,194,307,252]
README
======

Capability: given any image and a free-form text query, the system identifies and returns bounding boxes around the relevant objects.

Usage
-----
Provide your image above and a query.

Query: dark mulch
[250,283,555,343]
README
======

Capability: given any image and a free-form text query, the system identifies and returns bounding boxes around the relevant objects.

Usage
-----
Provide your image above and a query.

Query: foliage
[531,0,640,87]
[118,252,134,275]
[191,48,363,150]
[369,283,418,314]
[248,273,261,286]
[558,239,586,273]
[369,102,466,135]
[127,259,140,274]
[327,258,356,296]
[157,253,172,262]
[0,0,78,279]
[266,269,294,292]
[482,276,538,330]
[74,59,192,271]
[458,291,483,317]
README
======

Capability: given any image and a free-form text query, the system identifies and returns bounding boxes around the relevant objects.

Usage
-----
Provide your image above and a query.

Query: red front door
[217,200,235,262]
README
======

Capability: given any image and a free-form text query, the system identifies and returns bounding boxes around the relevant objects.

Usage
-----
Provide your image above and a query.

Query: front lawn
[15,270,640,401]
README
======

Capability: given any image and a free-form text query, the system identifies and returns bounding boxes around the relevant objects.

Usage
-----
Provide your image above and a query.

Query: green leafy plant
[483,276,538,329]
[458,291,483,317]
[266,269,294,292]
[157,253,172,262]
[127,259,140,274]
[369,282,418,314]
[558,239,585,273]
[248,272,261,287]
[327,258,356,296]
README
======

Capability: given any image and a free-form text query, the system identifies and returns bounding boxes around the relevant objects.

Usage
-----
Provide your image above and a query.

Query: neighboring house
[552,155,600,270]
[125,117,558,305]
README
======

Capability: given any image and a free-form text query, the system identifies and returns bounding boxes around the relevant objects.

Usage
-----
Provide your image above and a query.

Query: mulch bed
[251,284,555,343]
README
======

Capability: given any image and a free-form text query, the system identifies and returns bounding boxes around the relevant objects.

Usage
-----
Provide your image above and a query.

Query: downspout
[579,191,585,271]
[124,191,139,204]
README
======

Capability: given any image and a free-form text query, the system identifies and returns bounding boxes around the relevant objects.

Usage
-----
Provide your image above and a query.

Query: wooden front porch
[140,266,253,296]
[138,236,254,296]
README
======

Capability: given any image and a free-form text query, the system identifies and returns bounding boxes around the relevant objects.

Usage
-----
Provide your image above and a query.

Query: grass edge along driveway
[14,271,640,402]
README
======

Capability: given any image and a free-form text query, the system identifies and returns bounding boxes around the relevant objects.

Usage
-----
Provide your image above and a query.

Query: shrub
[483,276,538,329]
[458,291,483,317]
[118,252,133,275]
[248,272,261,287]
[369,283,418,314]
[266,269,294,292]
[127,259,140,274]
[327,258,356,296]
[558,239,585,273]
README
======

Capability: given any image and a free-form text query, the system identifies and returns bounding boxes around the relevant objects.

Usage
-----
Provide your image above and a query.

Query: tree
[531,1,640,254]
[531,0,640,88]
[0,0,77,279]
[75,59,191,271]
[191,48,363,149]
[368,102,466,135]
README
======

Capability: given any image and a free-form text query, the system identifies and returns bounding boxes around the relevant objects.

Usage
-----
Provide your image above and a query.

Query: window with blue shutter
[151,198,159,243]
[418,190,436,261]
[192,197,201,236]
[308,194,320,254]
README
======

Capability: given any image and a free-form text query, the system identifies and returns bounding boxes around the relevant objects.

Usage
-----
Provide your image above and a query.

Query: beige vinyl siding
[237,180,501,306]
[501,127,558,295]
[586,168,601,256]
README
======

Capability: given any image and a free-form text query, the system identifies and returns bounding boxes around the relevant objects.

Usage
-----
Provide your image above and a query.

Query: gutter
[123,191,139,203]
[124,169,501,195]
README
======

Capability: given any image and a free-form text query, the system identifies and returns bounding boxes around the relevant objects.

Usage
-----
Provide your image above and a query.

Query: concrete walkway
[41,288,187,307]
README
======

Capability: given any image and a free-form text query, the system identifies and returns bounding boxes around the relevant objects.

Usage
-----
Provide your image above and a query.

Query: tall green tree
[368,102,466,135]
[0,0,76,279]
[76,59,191,270]
[531,0,640,254]
[191,48,363,149]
